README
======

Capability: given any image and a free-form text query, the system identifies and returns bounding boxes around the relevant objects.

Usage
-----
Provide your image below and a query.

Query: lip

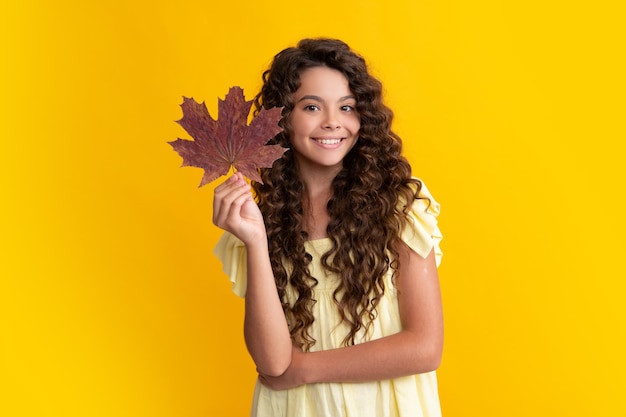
[311,137,344,146]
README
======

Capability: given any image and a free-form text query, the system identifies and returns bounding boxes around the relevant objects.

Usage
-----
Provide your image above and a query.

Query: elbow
[256,357,291,377]
[412,351,441,374]
[413,340,443,374]
[423,349,442,372]
[248,341,292,377]
[418,329,443,373]
[243,328,293,377]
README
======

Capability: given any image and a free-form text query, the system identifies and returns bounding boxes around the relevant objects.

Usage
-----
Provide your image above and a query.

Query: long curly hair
[251,38,424,350]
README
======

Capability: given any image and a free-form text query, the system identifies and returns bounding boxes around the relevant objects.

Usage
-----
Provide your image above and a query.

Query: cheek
[289,114,311,134]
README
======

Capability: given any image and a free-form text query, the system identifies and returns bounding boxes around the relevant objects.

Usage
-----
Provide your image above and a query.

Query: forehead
[295,67,353,97]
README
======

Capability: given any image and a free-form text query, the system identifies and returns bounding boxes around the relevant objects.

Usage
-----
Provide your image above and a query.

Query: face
[288,66,360,175]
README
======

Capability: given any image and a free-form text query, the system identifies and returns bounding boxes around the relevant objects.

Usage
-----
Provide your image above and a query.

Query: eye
[303,104,320,111]
[341,104,356,112]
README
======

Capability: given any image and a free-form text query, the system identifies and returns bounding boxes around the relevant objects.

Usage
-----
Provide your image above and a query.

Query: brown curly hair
[251,38,425,350]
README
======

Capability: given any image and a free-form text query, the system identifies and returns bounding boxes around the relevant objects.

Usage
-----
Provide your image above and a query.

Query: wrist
[242,231,268,251]
[299,351,319,385]
[237,223,267,246]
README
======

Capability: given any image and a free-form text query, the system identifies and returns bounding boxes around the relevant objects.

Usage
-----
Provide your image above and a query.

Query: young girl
[213,38,443,417]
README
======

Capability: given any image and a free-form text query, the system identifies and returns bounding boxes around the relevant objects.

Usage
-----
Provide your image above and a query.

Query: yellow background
[2,1,625,416]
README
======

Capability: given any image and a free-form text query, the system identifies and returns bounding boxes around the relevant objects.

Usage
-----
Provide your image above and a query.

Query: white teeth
[315,138,341,145]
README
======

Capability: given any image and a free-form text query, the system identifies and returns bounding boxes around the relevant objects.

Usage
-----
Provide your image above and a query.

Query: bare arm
[259,244,443,389]
[213,173,292,376]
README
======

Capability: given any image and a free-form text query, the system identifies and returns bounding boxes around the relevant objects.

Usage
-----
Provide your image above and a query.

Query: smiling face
[288,66,361,176]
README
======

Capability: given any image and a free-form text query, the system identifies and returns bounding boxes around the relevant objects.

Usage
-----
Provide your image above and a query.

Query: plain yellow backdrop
[2,0,625,416]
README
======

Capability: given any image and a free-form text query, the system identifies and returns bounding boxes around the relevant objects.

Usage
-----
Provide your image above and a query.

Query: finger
[212,177,251,225]
[214,188,254,232]
[214,174,245,197]
[213,189,248,228]
[222,188,254,229]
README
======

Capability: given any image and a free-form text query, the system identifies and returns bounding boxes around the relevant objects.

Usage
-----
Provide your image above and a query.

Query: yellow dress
[214,183,443,417]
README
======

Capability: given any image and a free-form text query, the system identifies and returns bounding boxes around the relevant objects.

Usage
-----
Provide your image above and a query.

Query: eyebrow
[297,94,356,103]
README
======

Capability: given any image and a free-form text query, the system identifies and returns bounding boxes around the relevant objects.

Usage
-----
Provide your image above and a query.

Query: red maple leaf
[169,86,285,186]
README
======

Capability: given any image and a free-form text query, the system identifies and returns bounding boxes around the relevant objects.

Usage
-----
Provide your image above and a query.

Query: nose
[323,110,341,129]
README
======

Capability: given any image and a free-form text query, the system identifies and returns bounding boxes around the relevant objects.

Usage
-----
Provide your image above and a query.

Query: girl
[213,38,443,417]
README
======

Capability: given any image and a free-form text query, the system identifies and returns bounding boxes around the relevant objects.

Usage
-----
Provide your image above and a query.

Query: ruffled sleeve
[213,232,248,297]
[401,181,443,267]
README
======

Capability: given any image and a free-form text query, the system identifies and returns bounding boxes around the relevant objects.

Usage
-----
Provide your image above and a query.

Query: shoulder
[213,232,249,297]
[399,178,443,266]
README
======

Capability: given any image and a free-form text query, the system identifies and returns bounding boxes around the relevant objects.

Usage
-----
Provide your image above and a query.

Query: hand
[258,345,307,391]
[212,173,265,245]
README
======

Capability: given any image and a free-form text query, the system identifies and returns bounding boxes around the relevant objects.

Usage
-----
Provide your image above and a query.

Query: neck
[296,164,341,201]
[297,166,338,240]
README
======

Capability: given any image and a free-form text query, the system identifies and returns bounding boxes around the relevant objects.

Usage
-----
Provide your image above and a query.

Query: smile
[313,138,343,145]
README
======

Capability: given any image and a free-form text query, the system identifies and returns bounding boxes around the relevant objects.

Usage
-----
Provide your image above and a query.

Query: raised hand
[213,172,266,246]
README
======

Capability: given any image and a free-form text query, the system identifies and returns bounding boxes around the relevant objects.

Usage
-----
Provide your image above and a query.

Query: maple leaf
[169,86,285,186]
